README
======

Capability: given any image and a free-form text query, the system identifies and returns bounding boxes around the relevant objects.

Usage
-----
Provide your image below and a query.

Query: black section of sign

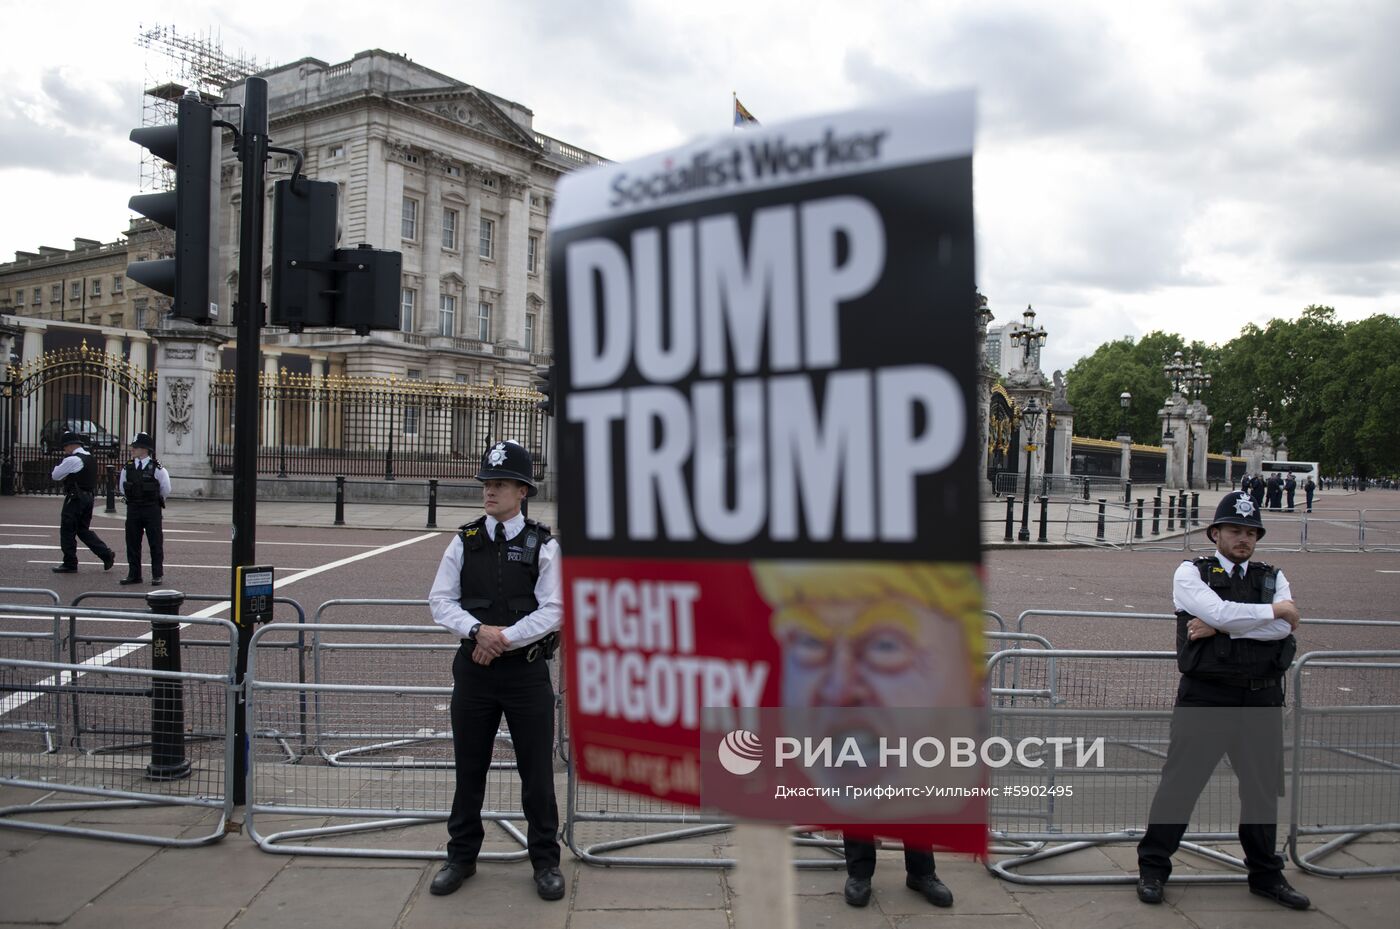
[550,155,976,561]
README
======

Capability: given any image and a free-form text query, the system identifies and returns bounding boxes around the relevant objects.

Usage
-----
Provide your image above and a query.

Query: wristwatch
[468,621,481,641]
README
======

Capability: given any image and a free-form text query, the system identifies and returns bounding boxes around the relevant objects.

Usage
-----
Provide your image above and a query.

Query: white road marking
[1,532,439,717]
[27,560,312,571]
[0,523,211,534]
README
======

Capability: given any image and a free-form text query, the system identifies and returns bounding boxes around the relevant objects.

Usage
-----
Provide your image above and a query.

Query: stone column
[1160,399,1187,488]
[423,166,443,336]
[19,324,47,445]
[465,169,484,341]
[262,351,281,446]
[1052,410,1074,477]
[501,178,530,349]
[976,373,992,494]
[309,354,327,449]
[151,329,227,494]
[127,332,151,443]
[1190,414,1210,489]
[102,332,125,442]
[1119,436,1132,484]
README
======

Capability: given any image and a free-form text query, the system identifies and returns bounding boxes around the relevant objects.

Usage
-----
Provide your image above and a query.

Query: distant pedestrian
[49,431,116,574]
[1266,473,1283,510]
[118,433,170,585]
[1303,477,1315,513]
[1249,475,1266,510]
[1284,474,1296,512]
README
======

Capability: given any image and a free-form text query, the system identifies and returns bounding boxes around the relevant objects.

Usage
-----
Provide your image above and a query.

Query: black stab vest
[1176,557,1296,680]
[456,516,551,628]
[62,450,97,493]
[122,459,161,505]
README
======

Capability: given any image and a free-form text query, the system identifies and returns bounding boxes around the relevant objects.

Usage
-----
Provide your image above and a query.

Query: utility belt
[1186,673,1282,691]
[461,630,560,664]
[64,488,93,500]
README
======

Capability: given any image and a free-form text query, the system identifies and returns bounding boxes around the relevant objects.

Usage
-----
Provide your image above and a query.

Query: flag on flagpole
[733,94,760,128]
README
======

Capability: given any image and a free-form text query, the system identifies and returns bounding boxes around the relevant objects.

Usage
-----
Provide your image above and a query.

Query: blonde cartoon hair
[753,560,984,659]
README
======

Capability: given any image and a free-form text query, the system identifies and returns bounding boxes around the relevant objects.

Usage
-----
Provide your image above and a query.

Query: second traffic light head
[127,93,221,324]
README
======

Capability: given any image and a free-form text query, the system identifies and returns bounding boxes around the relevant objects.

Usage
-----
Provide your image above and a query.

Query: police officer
[1284,474,1297,512]
[117,432,170,585]
[1136,491,1309,909]
[49,431,116,574]
[427,440,565,901]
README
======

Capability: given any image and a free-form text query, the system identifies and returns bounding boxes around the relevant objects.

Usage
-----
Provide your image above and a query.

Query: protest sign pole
[732,824,796,929]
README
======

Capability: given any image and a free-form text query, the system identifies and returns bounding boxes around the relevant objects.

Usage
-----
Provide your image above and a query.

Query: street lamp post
[1009,305,1048,371]
[1018,397,1043,542]
[1119,391,1132,438]
[1223,420,1233,488]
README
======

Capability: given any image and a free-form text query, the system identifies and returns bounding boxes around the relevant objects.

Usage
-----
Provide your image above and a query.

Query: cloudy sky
[3,0,1395,373]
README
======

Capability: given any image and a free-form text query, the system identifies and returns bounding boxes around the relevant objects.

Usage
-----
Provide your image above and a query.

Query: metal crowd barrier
[1288,650,1400,876]
[0,603,238,847]
[1065,500,1133,548]
[245,620,536,860]
[985,648,1268,884]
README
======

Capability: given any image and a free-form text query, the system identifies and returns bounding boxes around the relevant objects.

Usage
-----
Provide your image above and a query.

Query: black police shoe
[119,576,143,585]
[843,876,872,907]
[102,552,115,571]
[1137,876,1165,904]
[151,576,163,585]
[1250,880,1310,910]
[52,565,78,574]
[429,860,475,896]
[534,866,566,901]
[906,873,953,907]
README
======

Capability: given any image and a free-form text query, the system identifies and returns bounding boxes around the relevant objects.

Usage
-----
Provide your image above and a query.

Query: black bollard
[334,475,346,526]
[1179,492,1188,530]
[105,465,118,514]
[427,479,439,529]
[1004,496,1016,542]
[1082,480,1090,501]
[146,589,192,781]
[1037,496,1049,543]
[1152,493,1162,536]
[1167,494,1176,531]
[1096,498,1107,541]
[1124,480,1132,507]
[1135,498,1145,540]
[1190,492,1200,526]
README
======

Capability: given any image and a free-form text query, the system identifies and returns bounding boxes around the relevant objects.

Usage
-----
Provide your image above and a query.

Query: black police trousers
[1138,675,1286,888]
[58,492,113,568]
[125,503,164,579]
[446,644,559,870]
[844,836,935,879]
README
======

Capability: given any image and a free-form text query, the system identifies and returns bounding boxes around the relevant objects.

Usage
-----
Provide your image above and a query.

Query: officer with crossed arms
[1137,491,1309,910]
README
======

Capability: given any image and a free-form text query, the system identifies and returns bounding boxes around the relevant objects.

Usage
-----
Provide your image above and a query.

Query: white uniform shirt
[117,458,171,500]
[1172,552,1293,641]
[428,511,562,649]
[51,451,89,481]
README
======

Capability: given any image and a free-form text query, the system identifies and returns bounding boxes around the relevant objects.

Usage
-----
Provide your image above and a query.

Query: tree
[1066,331,1188,441]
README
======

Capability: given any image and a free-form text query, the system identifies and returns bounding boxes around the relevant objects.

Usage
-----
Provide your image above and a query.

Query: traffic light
[270,178,402,335]
[128,90,222,324]
[534,364,555,416]
[270,178,338,330]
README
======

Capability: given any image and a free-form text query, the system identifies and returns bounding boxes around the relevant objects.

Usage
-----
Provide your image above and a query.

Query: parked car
[40,419,121,455]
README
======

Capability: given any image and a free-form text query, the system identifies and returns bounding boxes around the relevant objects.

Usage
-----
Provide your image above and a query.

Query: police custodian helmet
[130,432,155,452]
[60,431,85,448]
[1207,490,1266,540]
[475,440,537,497]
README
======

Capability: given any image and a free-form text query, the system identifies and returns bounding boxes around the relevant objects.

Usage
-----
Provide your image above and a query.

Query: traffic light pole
[231,77,269,806]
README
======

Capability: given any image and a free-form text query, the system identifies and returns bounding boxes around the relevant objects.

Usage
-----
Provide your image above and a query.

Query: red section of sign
[565,556,780,807]
[565,556,987,854]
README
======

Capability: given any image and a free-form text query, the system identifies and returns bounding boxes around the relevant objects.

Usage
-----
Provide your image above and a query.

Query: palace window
[401,197,419,241]
[442,209,458,250]
[476,300,492,342]
[479,217,494,259]
[527,235,539,273]
[525,312,536,353]
[439,294,456,336]
[400,287,416,332]
[90,279,101,297]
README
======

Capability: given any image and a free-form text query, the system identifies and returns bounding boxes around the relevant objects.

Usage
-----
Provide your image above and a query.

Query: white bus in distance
[1260,460,1319,488]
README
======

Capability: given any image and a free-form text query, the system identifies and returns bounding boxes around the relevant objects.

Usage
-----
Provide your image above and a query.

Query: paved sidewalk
[2,779,1396,928]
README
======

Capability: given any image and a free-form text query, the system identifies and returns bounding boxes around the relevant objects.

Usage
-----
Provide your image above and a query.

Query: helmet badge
[487,443,508,467]
[1233,496,1256,518]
